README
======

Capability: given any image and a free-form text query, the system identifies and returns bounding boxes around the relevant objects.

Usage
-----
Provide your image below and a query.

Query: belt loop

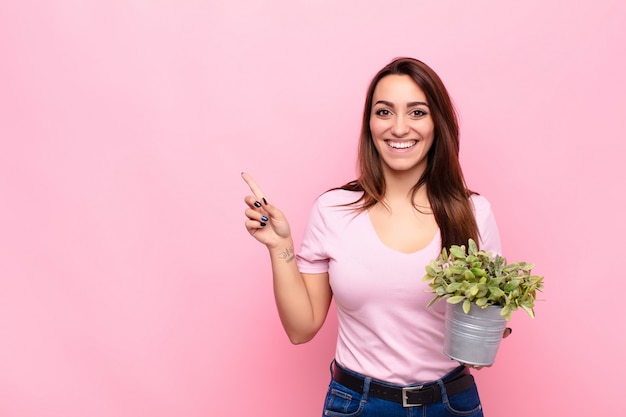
[436,379,449,405]
[329,359,336,378]
[361,376,372,402]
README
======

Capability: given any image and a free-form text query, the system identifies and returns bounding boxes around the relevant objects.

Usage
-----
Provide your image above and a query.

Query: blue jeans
[322,362,483,417]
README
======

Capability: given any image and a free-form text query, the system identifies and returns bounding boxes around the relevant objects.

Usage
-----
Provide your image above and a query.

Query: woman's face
[369,74,435,178]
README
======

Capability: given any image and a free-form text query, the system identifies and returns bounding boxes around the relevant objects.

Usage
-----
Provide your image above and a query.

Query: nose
[391,115,410,137]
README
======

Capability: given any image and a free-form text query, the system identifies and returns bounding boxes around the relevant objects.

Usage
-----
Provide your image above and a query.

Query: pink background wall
[1,1,625,416]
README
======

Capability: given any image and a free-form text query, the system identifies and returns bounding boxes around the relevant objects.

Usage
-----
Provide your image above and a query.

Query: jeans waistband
[331,360,474,407]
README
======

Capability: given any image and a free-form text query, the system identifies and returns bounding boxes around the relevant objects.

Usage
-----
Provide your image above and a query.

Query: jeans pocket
[444,384,483,417]
[322,381,364,417]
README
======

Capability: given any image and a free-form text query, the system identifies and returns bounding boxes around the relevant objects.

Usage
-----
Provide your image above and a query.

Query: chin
[384,160,427,175]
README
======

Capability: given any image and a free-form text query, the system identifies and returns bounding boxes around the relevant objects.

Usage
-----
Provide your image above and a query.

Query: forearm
[268,241,318,344]
[240,174,327,343]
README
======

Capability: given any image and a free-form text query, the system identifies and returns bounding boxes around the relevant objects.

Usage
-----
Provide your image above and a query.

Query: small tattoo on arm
[278,246,295,263]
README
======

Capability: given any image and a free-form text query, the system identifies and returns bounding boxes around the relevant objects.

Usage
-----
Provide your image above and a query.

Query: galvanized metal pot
[443,302,507,366]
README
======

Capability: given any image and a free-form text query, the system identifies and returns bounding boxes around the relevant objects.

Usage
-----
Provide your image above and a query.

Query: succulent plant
[423,239,544,320]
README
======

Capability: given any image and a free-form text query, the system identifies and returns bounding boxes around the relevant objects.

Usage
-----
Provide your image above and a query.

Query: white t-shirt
[296,189,502,384]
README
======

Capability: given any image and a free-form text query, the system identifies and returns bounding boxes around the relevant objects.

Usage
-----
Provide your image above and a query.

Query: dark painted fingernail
[261,216,268,222]
[507,327,513,335]
[254,201,262,208]
[260,222,267,227]
[262,197,268,205]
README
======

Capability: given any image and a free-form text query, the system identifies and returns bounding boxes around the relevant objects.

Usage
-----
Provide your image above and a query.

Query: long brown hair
[337,57,479,250]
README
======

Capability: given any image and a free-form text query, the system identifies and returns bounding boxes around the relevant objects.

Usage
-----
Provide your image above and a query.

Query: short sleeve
[296,197,330,274]
[472,194,502,255]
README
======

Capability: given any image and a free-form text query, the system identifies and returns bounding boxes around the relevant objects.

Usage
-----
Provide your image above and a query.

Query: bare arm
[269,244,332,344]
[242,172,332,344]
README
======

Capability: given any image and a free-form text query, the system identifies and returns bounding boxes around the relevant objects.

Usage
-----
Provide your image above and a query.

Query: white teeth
[388,141,417,149]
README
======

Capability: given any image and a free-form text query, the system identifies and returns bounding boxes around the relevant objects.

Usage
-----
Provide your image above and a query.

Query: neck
[382,167,429,207]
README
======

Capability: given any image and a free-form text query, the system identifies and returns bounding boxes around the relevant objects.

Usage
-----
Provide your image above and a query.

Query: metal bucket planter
[443,302,507,366]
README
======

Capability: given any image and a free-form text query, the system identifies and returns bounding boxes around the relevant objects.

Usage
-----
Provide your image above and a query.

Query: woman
[242,57,506,416]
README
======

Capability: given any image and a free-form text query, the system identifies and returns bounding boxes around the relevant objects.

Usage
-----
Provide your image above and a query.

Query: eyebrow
[374,100,430,108]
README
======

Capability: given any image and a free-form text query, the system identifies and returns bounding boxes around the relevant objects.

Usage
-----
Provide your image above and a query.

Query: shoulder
[469,193,501,252]
[315,188,364,208]
[305,188,364,228]
[469,193,498,225]
[469,193,493,216]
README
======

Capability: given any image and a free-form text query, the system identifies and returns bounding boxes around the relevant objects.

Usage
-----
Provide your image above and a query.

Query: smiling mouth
[386,140,418,149]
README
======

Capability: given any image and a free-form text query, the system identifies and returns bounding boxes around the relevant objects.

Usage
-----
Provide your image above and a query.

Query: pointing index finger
[241,172,265,200]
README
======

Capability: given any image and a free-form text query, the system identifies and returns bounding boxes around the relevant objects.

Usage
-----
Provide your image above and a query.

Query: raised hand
[241,172,292,248]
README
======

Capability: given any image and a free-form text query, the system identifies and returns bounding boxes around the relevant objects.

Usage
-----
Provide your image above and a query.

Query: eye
[410,109,428,118]
[374,108,392,117]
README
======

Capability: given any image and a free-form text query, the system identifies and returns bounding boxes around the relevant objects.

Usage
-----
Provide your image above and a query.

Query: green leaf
[471,268,486,277]
[504,280,520,292]
[489,287,505,299]
[449,246,466,259]
[463,299,471,314]
[463,269,475,281]
[468,238,478,255]
[426,296,440,308]
[475,297,488,307]
[447,295,465,304]
[520,304,535,318]
[468,284,479,297]
[445,266,460,275]
[501,304,512,321]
